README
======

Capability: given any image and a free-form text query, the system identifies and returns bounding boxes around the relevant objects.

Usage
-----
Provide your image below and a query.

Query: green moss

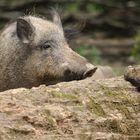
[87,96,106,117]
[100,85,138,120]
[46,116,56,126]
[78,106,84,112]
[41,109,56,127]
[112,102,133,119]
[100,85,115,97]
[104,89,114,97]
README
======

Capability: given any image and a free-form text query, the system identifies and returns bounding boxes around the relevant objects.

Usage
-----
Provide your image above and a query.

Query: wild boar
[0,11,96,91]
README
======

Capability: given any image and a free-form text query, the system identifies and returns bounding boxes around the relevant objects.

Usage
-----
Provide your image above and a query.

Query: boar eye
[41,42,51,50]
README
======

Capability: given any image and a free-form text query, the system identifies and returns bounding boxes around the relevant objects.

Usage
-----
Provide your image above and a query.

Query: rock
[124,65,140,91]
[0,76,139,140]
[92,65,114,79]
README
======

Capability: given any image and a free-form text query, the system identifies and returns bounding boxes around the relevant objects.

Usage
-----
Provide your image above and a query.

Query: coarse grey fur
[0,12,96,91]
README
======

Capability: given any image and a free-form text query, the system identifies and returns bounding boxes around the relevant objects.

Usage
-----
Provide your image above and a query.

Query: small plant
[86,3,105,13]
[131,31,140,63]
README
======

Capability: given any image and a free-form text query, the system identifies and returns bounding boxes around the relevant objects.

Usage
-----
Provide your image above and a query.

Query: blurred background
[0,0,140,75]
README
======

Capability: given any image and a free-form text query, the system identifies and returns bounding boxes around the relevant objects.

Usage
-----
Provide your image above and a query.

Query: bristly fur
[46,6,63,23]
[48,7,84,41]
[16,7,83,42]
[0,12,95,91]
[64,22,85,41]
[26,6,83,41]
[64,26,80,41]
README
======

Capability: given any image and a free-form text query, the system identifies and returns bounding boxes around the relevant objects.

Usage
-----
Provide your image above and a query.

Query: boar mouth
[42,68,96,85]
[63,67,97,82]
[42,70,84,85]
[63,70,84,81]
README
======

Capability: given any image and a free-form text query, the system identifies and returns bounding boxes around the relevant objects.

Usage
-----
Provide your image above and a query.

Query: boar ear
[51,9,63,30]
[17,18,34,44]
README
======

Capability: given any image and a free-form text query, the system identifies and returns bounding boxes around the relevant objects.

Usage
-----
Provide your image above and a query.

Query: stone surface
[0,76,139,140]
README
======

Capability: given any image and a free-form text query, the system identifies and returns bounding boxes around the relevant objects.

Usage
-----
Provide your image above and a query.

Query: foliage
[131,31,140,63]
[74,45,101,64]
[86,3,104,13]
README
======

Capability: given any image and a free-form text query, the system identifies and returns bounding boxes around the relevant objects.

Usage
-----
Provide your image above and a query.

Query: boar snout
[64,63,97,81]
[84,64,97,78]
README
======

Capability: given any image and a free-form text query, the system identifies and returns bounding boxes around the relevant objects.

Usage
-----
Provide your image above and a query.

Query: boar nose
[83,64,97,78]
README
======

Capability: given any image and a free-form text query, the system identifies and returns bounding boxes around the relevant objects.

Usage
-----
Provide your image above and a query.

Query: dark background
[0,0,140,75]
